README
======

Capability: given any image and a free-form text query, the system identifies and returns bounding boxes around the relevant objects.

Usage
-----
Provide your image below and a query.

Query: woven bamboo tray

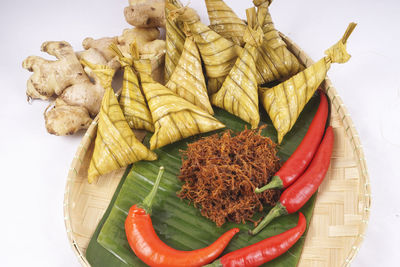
[64,34,371,267]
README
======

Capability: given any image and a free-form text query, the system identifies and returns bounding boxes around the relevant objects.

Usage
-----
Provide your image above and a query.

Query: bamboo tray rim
[63,33,371,267]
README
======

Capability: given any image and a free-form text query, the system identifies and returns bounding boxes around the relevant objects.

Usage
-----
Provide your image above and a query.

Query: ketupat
[165,0,186,82]
[131,45,225,150]
[260,23,357,143]
[211,7,263,129]
[201,0,302,87]
[253,0,303,85]
[169,4,242,95]
[205,0,247,47]
[253,0,273,34]
[88,87,158,183]
[144,79,225,150]
[82,59,157,183]
[165,36,214,114]
[109,43,155,132]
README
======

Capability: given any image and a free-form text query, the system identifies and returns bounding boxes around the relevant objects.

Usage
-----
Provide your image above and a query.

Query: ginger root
[83,28,165,63]
[118,27,160,53]
[85,27,166,84]
[82,36,119,62]
[23,41,113,135]
[44,99,92,135]
[24,11,166,136]
[22,41,87,101]
[124,0,165,28]
[58,79,103,117]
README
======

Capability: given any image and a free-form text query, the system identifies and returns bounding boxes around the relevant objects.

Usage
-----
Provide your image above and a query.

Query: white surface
[0,0,399,266]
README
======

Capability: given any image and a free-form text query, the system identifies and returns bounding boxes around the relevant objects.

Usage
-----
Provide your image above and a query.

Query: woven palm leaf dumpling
[261,23,357,144]
[252,0,303,85]
[81,60,157,183]
[132,45,225,150]
[109,43,154,133]
[165,0,186,82]
[205,0,247,46]
[211,7,263,129]
[202,0,302,87]
[168,3,242,95]
[165,36,214,114]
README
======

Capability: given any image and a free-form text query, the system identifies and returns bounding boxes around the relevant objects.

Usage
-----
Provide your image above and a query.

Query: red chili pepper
[255,90,329,192]
[250,126,334,235]
[206,213,306,267]
[125,166,240,267]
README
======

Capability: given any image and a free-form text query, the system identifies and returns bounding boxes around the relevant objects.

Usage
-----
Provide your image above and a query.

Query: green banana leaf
[86,95,321,267]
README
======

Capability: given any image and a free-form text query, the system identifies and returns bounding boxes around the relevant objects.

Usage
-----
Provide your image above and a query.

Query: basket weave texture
[64,34,371,267]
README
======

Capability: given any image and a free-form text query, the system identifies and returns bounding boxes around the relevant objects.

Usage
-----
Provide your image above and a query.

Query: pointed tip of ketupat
[324,22,357,65]
[278,134,283,145]
[341,22,357,44]
[87,174,96,184]
[147,151,158,161]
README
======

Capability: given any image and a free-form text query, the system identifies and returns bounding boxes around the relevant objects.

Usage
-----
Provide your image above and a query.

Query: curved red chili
[251,127,334,235]
[255,90,329,192]
[125,166,240,267]
[206,213,306,267]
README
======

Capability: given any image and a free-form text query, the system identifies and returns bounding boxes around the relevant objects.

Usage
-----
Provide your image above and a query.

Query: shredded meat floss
[178,127,281,227]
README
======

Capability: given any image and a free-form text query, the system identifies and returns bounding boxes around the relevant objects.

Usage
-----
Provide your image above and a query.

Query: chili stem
[255,175,283,193]
[249,202,288,235]
[141,166,165,214]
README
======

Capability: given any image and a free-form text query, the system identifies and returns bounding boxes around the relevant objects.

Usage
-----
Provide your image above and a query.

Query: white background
[1,0,399,266]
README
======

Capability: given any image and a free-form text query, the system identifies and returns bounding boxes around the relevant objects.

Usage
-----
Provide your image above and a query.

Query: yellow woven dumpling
[260,23,356,143]
[252,0,303,85]
[109,44,154,132]
[165,0,186,82]
[169,4,242,95]
[135,58,225,150]
[205,0,247,46]
[211,8,262,129]
[166,36,213,114]
[81,60,157,183]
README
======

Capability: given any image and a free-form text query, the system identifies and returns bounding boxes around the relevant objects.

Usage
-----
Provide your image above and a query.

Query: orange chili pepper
[125,166,240,267]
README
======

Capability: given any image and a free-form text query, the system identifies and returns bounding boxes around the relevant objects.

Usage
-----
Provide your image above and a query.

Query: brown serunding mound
[178,128,281,227]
